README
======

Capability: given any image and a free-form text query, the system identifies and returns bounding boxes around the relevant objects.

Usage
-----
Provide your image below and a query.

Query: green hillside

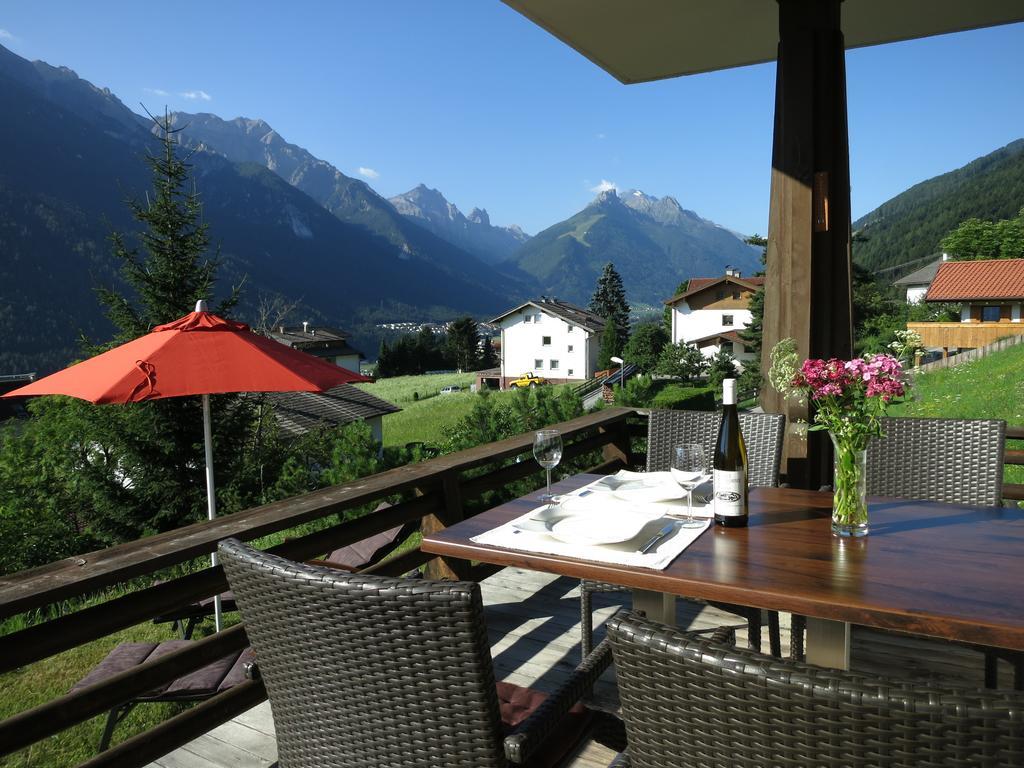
[891,344,1024,491]
[854,139,1024,275]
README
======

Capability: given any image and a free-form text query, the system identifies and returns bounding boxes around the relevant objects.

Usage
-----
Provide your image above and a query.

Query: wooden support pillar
[761,0,854,489]
[422,473,471,581]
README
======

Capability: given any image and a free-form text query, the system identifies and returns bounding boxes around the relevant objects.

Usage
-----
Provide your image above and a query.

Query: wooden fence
[914,333,1024,372]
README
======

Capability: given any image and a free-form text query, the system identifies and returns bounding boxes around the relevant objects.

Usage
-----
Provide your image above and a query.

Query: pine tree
[597,318,620,370]
[445,317,480,372]
[589,263,630,349]
[94,113,246,533]
[97,112,235,341]
[480,336,498,368]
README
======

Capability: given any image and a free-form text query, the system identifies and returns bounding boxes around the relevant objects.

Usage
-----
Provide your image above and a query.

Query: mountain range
[0,44,524,373]
[505,188,762,307]
[0,41,832,373]
[388,184,529,264]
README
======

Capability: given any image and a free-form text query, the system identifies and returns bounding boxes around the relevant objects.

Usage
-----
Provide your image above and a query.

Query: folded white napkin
[472,491,711,571]
[563,472,712,518]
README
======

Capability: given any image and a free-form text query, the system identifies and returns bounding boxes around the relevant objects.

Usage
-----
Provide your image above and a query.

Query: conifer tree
[97,112,235,341]
[445,317,480,372]
[589,262,630,349]
[597,317,620,370]
[480,335,498,369]
[95,113,245,533]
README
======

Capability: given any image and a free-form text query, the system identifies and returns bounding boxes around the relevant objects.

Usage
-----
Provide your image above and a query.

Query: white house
[664,269,763,367]
[491,298,607,388]
[893,253,949,304]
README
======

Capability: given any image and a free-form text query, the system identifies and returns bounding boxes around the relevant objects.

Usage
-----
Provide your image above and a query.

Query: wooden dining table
[421,473,1024,669]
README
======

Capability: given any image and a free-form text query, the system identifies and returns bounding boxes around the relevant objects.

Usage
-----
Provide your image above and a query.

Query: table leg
[804,617,850,669]
[632,589,676,627]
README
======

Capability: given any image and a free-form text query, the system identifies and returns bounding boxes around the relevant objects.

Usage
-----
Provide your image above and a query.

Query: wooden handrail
[0,406,638,766]
[0,408,1017,767]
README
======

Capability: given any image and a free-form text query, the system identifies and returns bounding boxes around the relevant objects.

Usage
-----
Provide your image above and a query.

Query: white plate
[593,471,686,503]
[547,511,653,546]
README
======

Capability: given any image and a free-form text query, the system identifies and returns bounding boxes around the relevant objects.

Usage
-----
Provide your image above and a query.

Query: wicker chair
[606,610,1024,768]
[791,417,1017,686]
[218,538,618,768]
[580,410,786,659]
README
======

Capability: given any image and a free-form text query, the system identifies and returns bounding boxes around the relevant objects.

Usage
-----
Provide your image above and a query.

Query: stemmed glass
[533,429,563,505]
[670,443,710,529]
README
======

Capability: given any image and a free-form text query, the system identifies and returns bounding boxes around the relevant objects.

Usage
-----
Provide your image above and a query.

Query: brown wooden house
[908,258,1024,355]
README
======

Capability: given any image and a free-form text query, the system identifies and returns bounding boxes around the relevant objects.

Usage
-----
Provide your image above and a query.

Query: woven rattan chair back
[607,611,1024,768]
[867,417,1005,506]
[646,409,785,487]
[218,538,507,768]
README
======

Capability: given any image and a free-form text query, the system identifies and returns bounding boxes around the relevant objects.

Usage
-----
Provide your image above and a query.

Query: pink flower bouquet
[769,339,909,536]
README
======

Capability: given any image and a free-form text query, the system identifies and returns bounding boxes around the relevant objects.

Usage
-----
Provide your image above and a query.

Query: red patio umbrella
[4,301,371,629]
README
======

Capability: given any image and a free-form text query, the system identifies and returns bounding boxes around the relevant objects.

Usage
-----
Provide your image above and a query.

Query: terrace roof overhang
[502,0,1024,487]
[500,1,1024,85]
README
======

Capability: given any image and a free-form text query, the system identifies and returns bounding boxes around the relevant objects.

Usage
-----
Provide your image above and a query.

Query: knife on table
[639,521,678,554]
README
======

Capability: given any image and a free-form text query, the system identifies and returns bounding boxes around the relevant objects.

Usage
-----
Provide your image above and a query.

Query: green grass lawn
[357,373,577,448]
[355,372,476,405]
[890,342,1024,488]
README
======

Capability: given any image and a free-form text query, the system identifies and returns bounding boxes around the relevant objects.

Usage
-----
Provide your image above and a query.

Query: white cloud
[0,29,15,41]
[357,167,380,179]
[144,87,170,97]
[589,179,618,193]
[179,90,212,101]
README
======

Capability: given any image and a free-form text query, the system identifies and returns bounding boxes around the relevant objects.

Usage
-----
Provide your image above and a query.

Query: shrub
[650,384,716,411]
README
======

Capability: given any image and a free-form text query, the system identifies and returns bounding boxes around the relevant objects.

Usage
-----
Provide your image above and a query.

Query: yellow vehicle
[509,372,548,388]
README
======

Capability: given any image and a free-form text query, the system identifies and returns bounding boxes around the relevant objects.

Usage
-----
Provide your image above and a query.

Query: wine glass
[533,429,563,505]
[670,443,710,529]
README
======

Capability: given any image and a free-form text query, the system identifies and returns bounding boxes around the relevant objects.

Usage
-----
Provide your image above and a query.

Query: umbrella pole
[202,393,222,633]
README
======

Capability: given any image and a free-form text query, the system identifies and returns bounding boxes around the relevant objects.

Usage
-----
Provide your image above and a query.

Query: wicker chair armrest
[503,639,613,764]
[608,750,632,767]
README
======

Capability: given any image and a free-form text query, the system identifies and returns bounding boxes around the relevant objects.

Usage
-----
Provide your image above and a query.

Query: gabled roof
[664,275,765,306]
[271,326,364,359]
[266,384,400,437]
[893,256,944,286]
[491,298,608,333]
[925,259,1024,301]
[689,330,745,347]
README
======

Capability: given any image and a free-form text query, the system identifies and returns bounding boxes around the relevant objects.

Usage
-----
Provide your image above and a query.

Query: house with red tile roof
[907,259,1024,355]
[663,268,764,367]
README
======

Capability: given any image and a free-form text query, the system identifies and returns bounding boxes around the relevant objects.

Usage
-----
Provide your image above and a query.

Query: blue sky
[2,3,1023,237]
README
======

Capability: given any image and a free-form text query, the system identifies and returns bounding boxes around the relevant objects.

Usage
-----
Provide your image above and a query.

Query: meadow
[889,342,1024,488]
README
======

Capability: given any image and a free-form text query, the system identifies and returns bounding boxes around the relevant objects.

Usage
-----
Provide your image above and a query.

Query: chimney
[302,321,309,333]
[942,252,951,262]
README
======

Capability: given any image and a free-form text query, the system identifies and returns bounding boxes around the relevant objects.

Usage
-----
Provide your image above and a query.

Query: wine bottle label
[713,468,746,517]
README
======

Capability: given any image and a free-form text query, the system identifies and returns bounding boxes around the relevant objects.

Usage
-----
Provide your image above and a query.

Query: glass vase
[830,433,869,538]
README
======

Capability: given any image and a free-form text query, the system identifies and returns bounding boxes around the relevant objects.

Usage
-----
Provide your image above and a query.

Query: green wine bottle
[713,378,749,527]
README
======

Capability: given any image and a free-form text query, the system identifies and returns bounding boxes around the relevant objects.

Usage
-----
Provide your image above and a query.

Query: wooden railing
[0,408,1017,767]
[0,407,644,768]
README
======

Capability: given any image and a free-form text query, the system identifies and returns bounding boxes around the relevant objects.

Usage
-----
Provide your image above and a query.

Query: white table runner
[471,473,712,570]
